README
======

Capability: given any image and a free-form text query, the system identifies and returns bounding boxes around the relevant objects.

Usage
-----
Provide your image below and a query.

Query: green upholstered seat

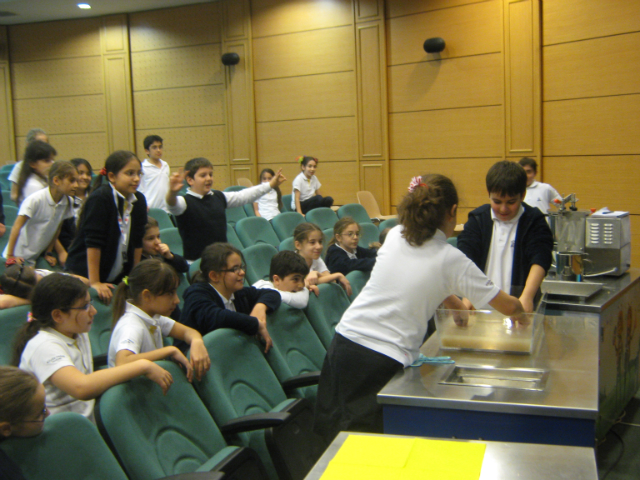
[243,243,278,285]
[235,217,280,249]
[87,288,113,368]
[225,206,247,228]
[270,212,305,241]
[358,222,380,248]
[304,207,338,231]
[0,305,31,365]
[337,203,372,224]
[278,237,295,252]
[303,283,350,349]
[149,208,175,230]
[345,269,370,302]
[281,194,293,213]
[159,227,184,256]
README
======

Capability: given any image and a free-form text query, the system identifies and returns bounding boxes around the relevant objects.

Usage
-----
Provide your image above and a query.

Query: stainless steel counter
[304,432,598,480]
[378,315,599,420]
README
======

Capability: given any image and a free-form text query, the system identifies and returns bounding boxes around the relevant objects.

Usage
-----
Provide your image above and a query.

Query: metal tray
[541,280,603,298]
[439,365,549,391]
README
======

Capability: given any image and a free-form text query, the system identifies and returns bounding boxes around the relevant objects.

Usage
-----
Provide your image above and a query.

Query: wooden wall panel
[630,216,640,269]
[388,53,502,113]
[387,1,501,65]
[253,26,355,80]
[212,165,231,192]
[543,95,640,156]
[131,44,223,91]
[543,156,640,214]
[543,0,640,45]
[224,40,254,165]
[390,106,503,159]
[136,126,228,168]
[43,133,108,163]
[0,26,15,164]
[386,0,487,19]
[257,117,357,163]
[390,158,497,208]
[129,3,221,51]
[251,0,354,37]
[133,85,226,130]
[13,95,106,135]
[104,56,134,151]
[361,163,385,208]
[356,0,382,22]
[255,72,356,122]
[543,32,640,102]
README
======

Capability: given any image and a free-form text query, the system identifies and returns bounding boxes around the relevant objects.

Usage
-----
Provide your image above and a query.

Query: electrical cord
[599,428,625,480]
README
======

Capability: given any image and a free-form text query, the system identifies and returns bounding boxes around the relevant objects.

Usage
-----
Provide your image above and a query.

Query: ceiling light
[77,3,91,9]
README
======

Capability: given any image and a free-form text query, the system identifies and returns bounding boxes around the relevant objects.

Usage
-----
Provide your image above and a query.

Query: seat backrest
[97,360,229,480]
[305,207,338,231]
[87,288,113,363]
[281,194,293,212]
[357,190,382,219]
[243,203,256,217]
[3,205,18,226]
[378,217,398,232]
[237,177,253,187]
[224,185,246,192]
[235,216,280,249]
[1,412,128,480]
[345,270,370,302]
[337,203,372,224]
[243,243,278,285]
[0,305,32,365]
[226,223,245,250]
[0,226,10,254]
[177,272,190,310]
[322,228,333,259]
[358,222,380,248]
[159,227,184,256]
[226,205,248,227]
[304,283,351,349]
[188,257,202,282]
[278,237,295,252]
[447,236,458,248]
[148,208,174,230]
[270,212,305,241]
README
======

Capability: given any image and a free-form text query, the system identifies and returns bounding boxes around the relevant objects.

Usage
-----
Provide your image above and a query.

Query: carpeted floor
[597,392,640,479]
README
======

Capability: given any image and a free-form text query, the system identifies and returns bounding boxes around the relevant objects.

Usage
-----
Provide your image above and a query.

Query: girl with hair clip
[293,222,351,296]
[314,174,525,443]
[15,140,56,205]
[253,168,283,220]
[325,216,379,276]
[291,156,333,215]
[13,274,173,423]
[179,243,281,354]
[4,160,78,267]
[108,259,210,381]
[65,151,148,305]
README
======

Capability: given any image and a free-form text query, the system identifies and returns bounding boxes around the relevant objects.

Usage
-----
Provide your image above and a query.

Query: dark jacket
[141,251,189,274]
[325,244,377,276]
[65,185,147,282]
[456,203,553,296]
[176,282,281,351]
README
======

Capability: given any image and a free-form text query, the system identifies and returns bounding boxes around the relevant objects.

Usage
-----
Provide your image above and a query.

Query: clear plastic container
[434,309,541,355]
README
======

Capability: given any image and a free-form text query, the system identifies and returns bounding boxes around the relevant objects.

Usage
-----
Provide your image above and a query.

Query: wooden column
[0,26,16,163]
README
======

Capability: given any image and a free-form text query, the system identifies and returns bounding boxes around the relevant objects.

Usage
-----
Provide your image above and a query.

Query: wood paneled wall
[542,0,640,266]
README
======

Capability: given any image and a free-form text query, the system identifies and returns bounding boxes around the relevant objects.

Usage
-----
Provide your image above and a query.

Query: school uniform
[138,158,170,210]
[65,184,147,283]
[291,173,333,213]
[311,257,328,273]
[167,183,271,261]
[108,302,176,368]
[58,196,83,250]
[524,181,561,215]
[255,187,280,220]
[314,226,500,442]
[457,203,553,298]
[3,188,75,265]
[176,282,280,351]
[19,328,95,422]
[141,251,189,274]
[20,175,47,203]
[253,279,310,309]
[325,244,377,275]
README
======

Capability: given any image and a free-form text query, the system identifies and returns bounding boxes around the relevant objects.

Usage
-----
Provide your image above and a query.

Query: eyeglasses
[220,264,246,274]
[22,406,49,423]
[69,300,93,312]
[341,232,361,238]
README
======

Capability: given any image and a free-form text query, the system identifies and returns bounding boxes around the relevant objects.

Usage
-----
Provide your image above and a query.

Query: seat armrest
[281,371,320,394]
[220,412,291,436]
[161,473,224,480]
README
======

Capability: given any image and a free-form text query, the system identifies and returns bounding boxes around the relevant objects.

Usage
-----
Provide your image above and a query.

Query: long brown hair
[0,366,40,425]
[192,243,242,284]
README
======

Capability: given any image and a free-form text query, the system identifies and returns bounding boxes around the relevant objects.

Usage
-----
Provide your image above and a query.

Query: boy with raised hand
[138,135,170,211]
[457,160,553,313]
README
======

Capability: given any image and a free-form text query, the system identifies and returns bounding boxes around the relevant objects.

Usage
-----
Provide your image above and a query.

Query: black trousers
[300,195,333,214]
[313,333,403,444]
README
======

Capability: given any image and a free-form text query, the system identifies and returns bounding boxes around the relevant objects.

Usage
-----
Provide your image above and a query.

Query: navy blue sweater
[325,244,377,275]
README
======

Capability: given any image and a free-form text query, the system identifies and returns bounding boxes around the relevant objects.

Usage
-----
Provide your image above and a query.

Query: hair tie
[408,176,428,193]
[99,167,107,176]
[296,156,305,164]
[123,276,129,286]
[27,312,35,323]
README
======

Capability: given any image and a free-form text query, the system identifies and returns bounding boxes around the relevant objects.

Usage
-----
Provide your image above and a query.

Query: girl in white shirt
[14,274,173,422]
[253,168,282,220]
[291,156,334,215]
[108,259,210,380]
[15,140,55,205]
[313,174,525,443]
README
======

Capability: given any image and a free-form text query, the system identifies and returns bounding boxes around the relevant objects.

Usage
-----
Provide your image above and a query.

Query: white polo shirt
[21,174,48,202]
[255,187,280,220]
[8,161,22,183]
[139,158,170,211]
[291,172,320,209]
[524,181,561,215]
[108,301,176,367]
[253,279,310,309]
[336,226,500,367]
[3,188,75,265]
[311,257,328,273]
[485,205,524,295]
[19,327,95,421]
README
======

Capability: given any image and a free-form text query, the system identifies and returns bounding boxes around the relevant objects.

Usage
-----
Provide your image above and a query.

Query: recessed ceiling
[0,0,215,26]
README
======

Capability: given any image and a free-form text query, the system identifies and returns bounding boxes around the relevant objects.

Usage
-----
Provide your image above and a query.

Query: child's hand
[144,362,174,395]
[369,241,382,250]
[156,243,173,259]
[189,339,211,381]
[169,169,186,193]
[307,285,320,297]
[44,254,57,267]
[305,271,319,286]
[269,169,287,188]
[338,274,352,296]
[6,255,25,265]
[257,319,273,354]
[171,348,194,382]
[91,282,115,305]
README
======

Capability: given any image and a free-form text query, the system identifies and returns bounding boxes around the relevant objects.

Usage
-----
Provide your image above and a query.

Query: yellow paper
[403,439,486,480]
[320,462,401,480]
[331,435,416,468]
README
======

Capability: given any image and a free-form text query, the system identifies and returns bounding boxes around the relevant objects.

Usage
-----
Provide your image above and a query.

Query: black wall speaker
[423,37,446,54]
[221,53,240,66]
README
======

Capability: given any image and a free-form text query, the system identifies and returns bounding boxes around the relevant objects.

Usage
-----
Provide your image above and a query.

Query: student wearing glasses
[325,217,379,276]
[12,274,173,423]
[177,243,281,354]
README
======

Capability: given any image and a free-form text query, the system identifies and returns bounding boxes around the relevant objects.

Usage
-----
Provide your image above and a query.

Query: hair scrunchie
[27,312,35,323]
[296,156,305,164]
[408,176,428,193]
[99,167,107,176]
[123,276,129,286]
